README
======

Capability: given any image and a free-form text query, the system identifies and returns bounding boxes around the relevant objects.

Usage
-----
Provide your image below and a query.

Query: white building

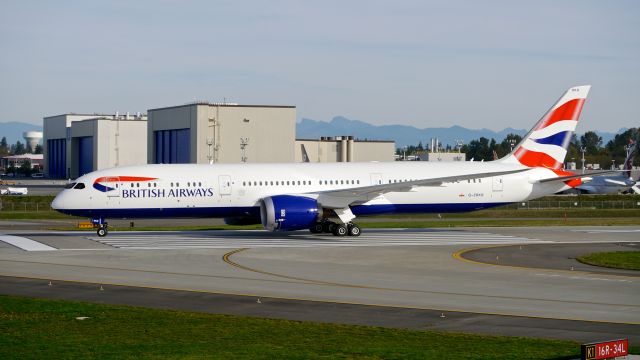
[147,103,296,164]
[44,113,147,178]
[295,136,395,162]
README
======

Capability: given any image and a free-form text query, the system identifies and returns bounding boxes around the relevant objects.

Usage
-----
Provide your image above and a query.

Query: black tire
[333,224,347,236]
[310,222,323,233]
[347,224,361,237]
[97,227,107,237]
[323,221,336,233]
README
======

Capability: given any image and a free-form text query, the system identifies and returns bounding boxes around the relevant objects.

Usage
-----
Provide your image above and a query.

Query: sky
[0,0,638,132]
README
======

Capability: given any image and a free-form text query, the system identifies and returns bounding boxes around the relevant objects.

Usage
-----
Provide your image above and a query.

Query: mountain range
[296,116,622,148]
[0,119,622,150]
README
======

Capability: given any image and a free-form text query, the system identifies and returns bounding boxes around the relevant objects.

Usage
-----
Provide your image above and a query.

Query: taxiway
[0,226,638,342]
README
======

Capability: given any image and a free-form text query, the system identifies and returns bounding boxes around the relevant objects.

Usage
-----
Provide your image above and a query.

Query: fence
[499,200,640,210]
[0,202,54,212]
[1,200,639,212]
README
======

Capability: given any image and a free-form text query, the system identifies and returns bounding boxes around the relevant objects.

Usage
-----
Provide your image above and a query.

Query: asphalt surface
[2,275,637,343]
[0,225,638,344]
[463,242,640,276]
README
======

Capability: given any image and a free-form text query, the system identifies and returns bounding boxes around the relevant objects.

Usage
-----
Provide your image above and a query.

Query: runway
[0,226,638,342]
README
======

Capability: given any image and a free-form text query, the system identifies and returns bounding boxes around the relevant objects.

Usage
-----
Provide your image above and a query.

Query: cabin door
[492,176,503,192]
[370,173,383,185]
[219,175,232,195]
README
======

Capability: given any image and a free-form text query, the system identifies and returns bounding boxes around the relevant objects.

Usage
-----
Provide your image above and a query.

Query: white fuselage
[52,161,567,221]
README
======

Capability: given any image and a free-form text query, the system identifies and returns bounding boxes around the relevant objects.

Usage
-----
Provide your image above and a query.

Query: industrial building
[295,136,395,162]
[419,152,466,162]
[1,154,43,172]
[147,103,296,164]
[44,113,147,178]
[42,103,396,178]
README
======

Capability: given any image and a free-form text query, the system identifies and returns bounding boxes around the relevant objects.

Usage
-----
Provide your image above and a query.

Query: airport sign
[581,338,628,360]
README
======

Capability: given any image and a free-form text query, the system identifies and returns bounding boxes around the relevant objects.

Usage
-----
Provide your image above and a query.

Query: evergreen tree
[0,137,8,157]
[18,160,33,176]
[34,144,43,154]
[12,140,26,155]
[580,131,602,155]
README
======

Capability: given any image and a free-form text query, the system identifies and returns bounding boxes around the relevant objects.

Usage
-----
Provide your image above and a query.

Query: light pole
[508,139,516,152]
[403,146,407,161]
[580,146,586,174]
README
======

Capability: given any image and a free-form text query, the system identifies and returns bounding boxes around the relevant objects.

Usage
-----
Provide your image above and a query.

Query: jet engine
[260,195,320,231]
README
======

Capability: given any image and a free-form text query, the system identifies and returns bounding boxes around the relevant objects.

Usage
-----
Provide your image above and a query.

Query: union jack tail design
[502,85,591,170]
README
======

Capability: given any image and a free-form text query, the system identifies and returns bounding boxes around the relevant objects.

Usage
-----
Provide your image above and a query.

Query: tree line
[398,128,639,169]
[0,137,43,157]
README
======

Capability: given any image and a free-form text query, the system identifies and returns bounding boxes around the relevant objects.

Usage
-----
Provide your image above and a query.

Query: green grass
[577,251,640,271]
[0,295,595,360]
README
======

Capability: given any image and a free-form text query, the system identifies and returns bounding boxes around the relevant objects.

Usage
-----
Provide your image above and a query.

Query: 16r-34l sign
[581,338,628,360]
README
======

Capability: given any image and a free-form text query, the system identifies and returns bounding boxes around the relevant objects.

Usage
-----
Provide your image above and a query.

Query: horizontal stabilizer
[536,170,619,184]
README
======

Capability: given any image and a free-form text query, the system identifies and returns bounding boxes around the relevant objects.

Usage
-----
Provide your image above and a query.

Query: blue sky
[1,0,638,132]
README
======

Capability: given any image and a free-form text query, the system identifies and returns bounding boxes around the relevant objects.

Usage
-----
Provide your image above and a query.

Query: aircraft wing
[314,168,529,209]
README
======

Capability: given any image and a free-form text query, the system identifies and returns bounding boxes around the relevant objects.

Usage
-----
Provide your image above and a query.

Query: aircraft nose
[51,193,64,210]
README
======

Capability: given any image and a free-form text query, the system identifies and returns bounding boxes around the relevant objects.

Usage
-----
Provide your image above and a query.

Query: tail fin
[623,138,637,178]
[502,85,591,169]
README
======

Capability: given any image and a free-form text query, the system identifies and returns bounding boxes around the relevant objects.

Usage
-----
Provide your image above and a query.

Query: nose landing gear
[91,218,109,237]
[96,224,109,237]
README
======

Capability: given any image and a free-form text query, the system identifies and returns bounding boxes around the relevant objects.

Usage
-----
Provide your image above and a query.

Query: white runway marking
[0,235,57,251]
[571,229,640,234]
[85,231,549,250]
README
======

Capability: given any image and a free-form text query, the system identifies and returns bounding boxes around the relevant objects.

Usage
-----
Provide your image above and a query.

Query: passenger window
[357,180,360,184]
[270,181,274,185]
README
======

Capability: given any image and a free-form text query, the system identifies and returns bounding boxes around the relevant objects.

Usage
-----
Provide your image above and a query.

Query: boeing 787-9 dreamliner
[53,85,596,237]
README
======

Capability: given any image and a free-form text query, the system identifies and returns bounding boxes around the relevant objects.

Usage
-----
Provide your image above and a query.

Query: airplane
[53,85,598,237]
[574,138,638,194]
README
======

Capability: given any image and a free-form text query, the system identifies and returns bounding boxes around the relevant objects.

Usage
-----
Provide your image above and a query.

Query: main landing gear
[309,219,361,237]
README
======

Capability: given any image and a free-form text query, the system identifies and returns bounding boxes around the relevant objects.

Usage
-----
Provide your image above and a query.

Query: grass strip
[577,251,640,271]
[0,294,592,360]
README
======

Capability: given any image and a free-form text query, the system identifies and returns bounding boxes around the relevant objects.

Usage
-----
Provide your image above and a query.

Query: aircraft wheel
[309,222,324,234]
[323,221,336,233]
[97,227,107,237]
[333,224,347,236]
[347,224,361,237]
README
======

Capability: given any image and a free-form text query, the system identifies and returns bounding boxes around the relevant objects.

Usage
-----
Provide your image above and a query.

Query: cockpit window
[73,183,85,189]
[65,183,76,189]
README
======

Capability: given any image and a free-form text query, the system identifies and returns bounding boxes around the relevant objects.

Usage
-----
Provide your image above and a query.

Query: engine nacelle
[260,195,320,231]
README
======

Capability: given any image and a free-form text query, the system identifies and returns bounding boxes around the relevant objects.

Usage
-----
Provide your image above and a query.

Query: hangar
[147,102,296,164]
[44,113,148,178]
[43,103,396,179]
